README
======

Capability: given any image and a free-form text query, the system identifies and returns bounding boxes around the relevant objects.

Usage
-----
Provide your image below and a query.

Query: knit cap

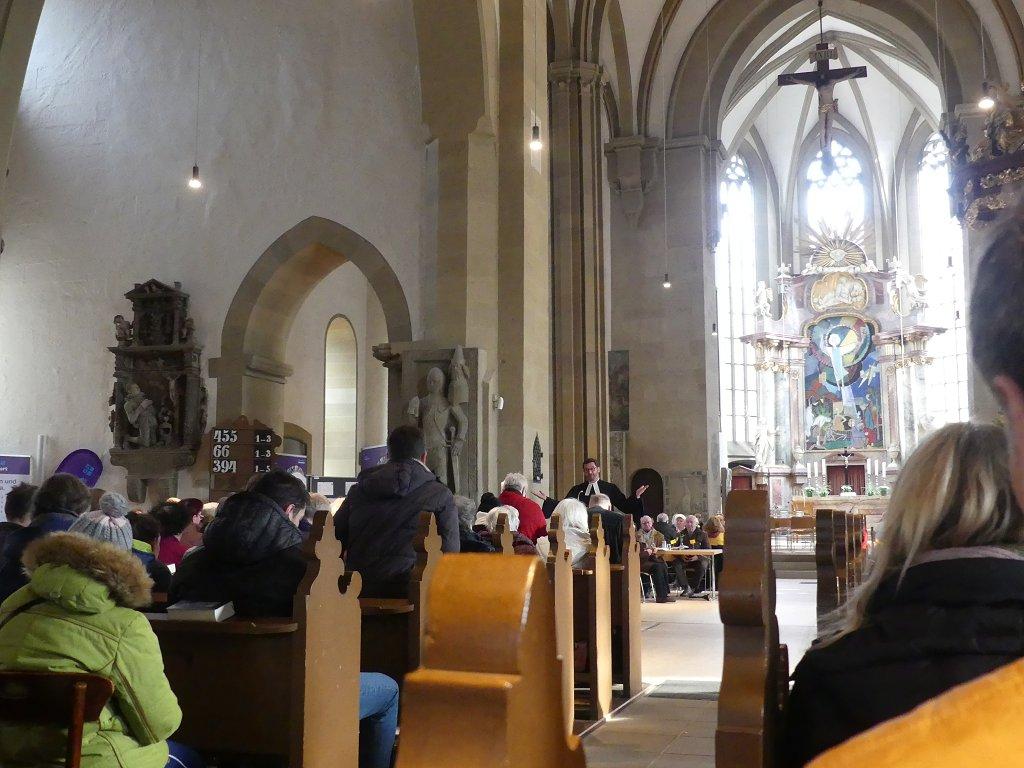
[69,491,134,551]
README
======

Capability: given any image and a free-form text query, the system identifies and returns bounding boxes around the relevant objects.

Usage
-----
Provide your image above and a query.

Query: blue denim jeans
[360,672,399,768]
[166,741,205,768]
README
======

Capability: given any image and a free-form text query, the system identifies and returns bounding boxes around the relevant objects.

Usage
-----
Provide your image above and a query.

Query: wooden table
[655,548,722,597]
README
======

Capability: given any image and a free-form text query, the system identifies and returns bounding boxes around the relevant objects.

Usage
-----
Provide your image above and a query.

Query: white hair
[474,504,520,533]
[501,472,529,495]
[589,493,612,510]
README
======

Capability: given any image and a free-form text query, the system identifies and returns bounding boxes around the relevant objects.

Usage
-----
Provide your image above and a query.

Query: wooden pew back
[396,555,587,768]
[609,515,642,698]
[546,512,575,736]
[496,510,514,555]
[153,511,360,767]
[716,490,788,768]
[815,509,839,631]
[571,513,612,721]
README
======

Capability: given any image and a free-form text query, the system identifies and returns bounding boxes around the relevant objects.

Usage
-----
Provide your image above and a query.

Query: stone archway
[210,216,412,432]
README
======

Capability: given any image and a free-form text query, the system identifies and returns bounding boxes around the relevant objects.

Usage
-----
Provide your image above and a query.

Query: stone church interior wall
[0,0,424,498]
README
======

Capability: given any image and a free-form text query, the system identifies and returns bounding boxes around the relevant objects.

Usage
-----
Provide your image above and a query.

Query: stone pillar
[774,367,791,467]
[550,58,608,492]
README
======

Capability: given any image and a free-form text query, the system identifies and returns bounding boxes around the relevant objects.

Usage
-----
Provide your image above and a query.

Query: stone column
[550,58,608,492]
[774,366,791,467]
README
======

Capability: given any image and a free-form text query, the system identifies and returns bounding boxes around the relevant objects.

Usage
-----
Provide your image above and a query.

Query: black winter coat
[335,459,459,598]
[170,491,306,618]
[783,555,1024,767]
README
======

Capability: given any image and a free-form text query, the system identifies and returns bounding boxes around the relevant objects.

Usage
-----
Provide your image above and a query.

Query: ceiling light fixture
[662,273,672,289]
[188,18,203,191]
[529,1,543,152]
[530,123,543,151]
[188,164,202,189]
[711,322,718,337]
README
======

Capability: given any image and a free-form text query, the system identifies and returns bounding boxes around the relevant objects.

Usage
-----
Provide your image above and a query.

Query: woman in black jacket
[783,422,1024,766]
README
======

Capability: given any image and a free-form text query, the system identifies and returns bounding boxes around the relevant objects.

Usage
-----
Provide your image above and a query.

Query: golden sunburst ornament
[802,222,870,272]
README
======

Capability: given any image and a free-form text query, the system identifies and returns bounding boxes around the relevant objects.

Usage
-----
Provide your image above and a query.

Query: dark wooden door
[630,468,664,520]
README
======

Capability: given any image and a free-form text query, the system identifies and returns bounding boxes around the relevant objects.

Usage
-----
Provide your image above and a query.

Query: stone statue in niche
[407,366,468,494]
[113,315,134,346]
[754,422,775,468]
[109,279,208,501]
[448,345,470,406]
[532,434,544,483]
[754,281,773,319]
[122,383,158,448]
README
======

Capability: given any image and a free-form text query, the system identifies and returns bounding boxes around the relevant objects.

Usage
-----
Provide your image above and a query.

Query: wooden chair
[609,515,642,699]
[546,512,575,737]
[789,515,816,549]
[572,513,612,722]
[396,554,587,768]
[0,671,114,768]
[716,489,788,768]
[359,511,442,685]
[151,510,361,766]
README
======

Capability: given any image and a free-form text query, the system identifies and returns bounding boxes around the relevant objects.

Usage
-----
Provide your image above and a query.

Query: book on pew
[161,600,235,622]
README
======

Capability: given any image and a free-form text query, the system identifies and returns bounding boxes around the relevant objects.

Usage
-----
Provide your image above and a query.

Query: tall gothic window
[323,315,358,476]
[917,132,968,425]
[805,139,866,235]
[717,155,758,445]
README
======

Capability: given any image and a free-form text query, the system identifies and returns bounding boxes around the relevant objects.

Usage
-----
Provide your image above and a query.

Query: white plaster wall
[0,0,423,496]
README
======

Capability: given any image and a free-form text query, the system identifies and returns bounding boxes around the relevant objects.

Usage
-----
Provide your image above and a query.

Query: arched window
[717,155,759,444]
[805,139,866,235]
[917,132,968,425]
[323,316,358,476]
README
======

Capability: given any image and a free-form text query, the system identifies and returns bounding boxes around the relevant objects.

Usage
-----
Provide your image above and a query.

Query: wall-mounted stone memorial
[108,280,207,502]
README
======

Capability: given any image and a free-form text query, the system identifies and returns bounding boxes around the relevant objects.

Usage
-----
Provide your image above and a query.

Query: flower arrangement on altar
[804,486,816,497]
[817,485,831,497]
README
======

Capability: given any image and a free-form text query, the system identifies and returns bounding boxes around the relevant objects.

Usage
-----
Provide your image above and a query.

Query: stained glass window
[806,140,866,235]
[717,155,759,444]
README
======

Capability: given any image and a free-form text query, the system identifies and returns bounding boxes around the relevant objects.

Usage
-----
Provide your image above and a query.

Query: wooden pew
[359,510,442,685]
[495,510,515,555]
[834,511,851,603]
[546,512,576,737]
[609,515,642,699]
[396,554,587,768]
[151,511,360,766]
[572,513,612,722]
[815,508,839,631]
[716,489,788,768]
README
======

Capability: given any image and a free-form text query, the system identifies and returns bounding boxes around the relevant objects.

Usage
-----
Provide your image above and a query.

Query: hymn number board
[209,417,280,496]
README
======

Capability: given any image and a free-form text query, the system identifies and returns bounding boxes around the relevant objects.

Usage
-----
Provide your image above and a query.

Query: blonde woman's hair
[821,422,1024,644]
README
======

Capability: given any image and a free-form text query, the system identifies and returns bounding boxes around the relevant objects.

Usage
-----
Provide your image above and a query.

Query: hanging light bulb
[188,164,203,190]
[529,123,543,151]
[711,322,719,337]
[662,273,672,289]
[979,94,995,110]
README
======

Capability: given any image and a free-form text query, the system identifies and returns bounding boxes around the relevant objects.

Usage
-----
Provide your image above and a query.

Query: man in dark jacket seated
[669,515,710,596]
[335,425,460,598]
[588,492,625,564]
[170,488,306,617]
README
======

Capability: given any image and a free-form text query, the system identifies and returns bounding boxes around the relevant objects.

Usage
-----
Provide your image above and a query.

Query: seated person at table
[128,508,172,594]
[0,473,90,602]
[0,482,35,554]
[473,505,539,556]
[0,532,204,768]
[454,495,496,553]
[704,513,725,581]
[637,515,674,603]
[151,499,197,568]
[670,515,710,596]
[335,425,460,598]
[497,472,548,543]
[654,512,675,542]
[783,423,1024,767]
[170,489,306,617]
[589,493,625,564]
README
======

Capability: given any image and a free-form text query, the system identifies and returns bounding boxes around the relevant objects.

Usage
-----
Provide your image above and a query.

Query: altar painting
[804,315,883,450]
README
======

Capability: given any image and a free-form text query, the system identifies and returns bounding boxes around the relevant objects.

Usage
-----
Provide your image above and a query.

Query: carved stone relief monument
[108,280,207,501]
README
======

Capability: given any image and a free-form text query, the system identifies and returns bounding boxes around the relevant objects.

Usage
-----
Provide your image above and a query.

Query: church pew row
[395,553,587,768]
[609,516,643,699]
[815,510,868,631]
[716,489,789,768]
[150,511,360,767]
[545,512,576,737]
[572,514,613,722]
[357,511,441,686]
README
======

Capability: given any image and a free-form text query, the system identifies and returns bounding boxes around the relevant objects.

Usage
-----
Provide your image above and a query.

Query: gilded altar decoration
[802,224,875,274]
[810,273,869,312]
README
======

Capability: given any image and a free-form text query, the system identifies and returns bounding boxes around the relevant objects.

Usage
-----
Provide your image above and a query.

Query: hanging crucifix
[777,0,867,174]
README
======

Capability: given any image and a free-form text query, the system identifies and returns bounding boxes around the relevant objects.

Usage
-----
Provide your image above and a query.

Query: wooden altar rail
[716,490,789,768]
[395,554,587,767]
[150,511,360,767]
[358,511,442,686]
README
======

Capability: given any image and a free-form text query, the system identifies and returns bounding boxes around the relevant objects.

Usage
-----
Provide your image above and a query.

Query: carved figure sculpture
[113,315,133,347]
[754,281,773,319]
[123,383,158,448]
[754,422,775,468]
[180,317,195,344]
[407,367,468,493]
[448,345,470,406]
[888,272,928,316]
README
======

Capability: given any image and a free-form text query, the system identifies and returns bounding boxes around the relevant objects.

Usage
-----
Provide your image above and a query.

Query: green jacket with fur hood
[0,532,181,768]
